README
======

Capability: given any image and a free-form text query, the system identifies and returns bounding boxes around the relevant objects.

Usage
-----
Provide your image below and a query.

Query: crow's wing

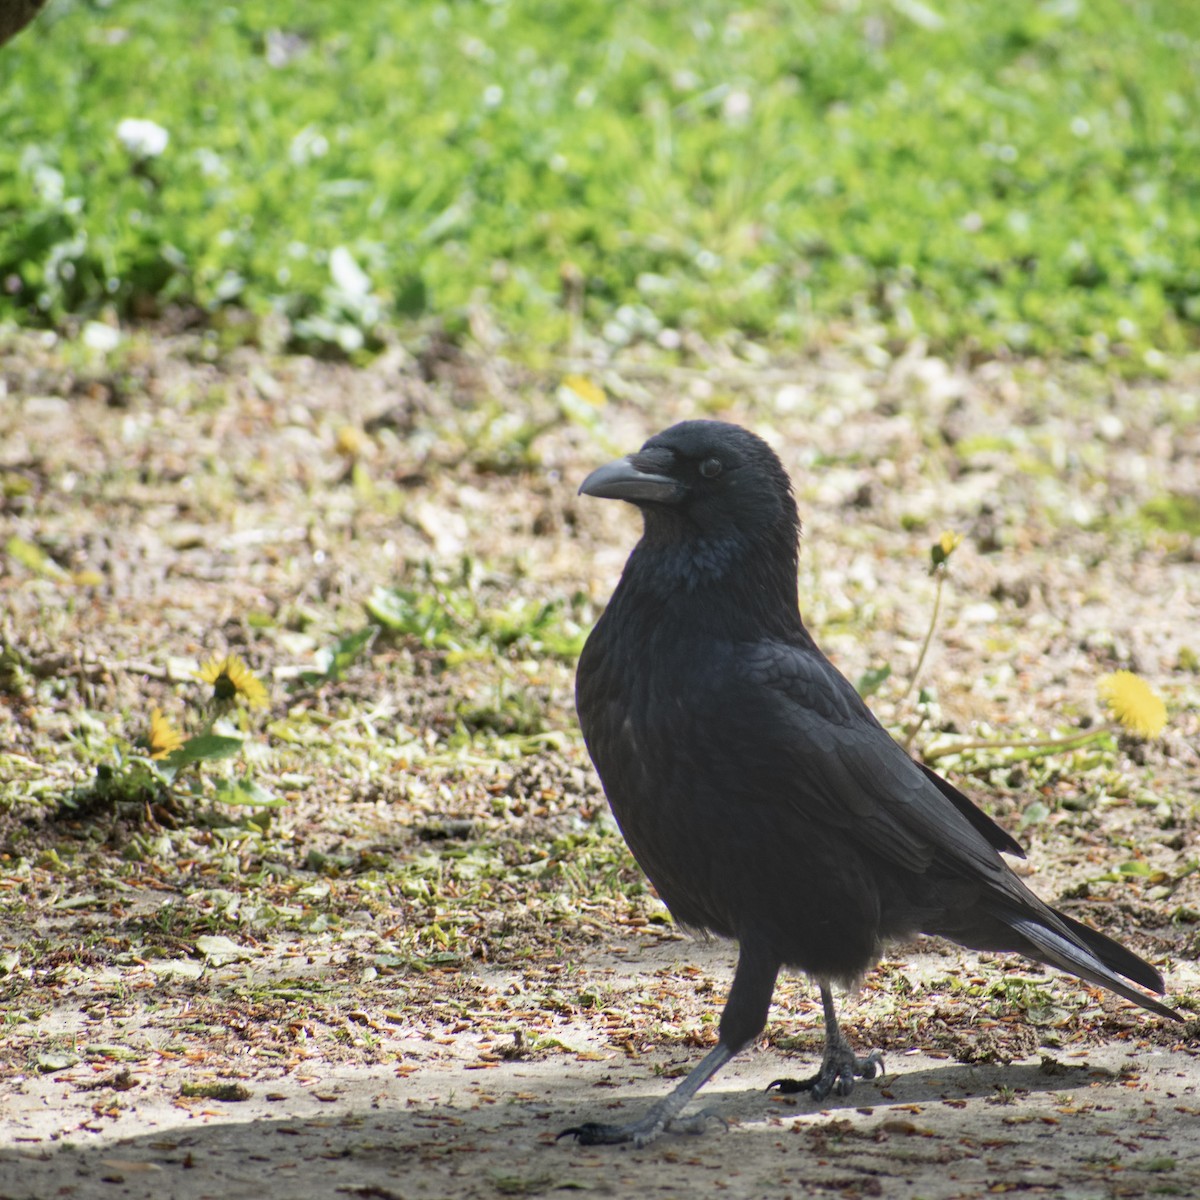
[916,760,1025,858]
[732,639,1179,1018]
[732,639,1018,879]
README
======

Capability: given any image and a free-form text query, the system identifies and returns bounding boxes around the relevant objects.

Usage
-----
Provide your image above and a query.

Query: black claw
[768,1048,883,1101]
[557,1122,630,1146]
[558,1124,600,1145]
[767,1077,813,1094]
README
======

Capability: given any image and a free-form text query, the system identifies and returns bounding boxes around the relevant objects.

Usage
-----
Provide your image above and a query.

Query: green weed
[2,1,1197,359]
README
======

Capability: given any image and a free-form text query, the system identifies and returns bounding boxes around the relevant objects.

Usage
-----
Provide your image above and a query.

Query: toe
[767,1077,812,1094]
[558,1122,629,1146]
[668,1108,728,1137]
[859,1050,885,1081]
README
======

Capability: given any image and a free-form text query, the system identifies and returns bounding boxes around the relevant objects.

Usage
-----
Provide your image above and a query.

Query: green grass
[2,0,1199,359]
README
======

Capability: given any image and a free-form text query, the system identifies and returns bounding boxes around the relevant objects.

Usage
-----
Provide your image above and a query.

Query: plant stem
[921,724,1115,765]
[901,707,928,754]
[900,569,944,704]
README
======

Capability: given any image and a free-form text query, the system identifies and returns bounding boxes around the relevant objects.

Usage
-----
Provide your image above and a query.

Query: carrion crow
[565,419,1180,1147]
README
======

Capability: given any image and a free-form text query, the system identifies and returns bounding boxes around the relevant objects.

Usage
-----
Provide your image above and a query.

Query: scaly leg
[768,984,883,1101]
[558,1043,732,1147]
[559,944,779,1147]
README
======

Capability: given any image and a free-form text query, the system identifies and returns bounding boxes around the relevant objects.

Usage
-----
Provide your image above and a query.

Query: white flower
[722,88,752,122]
[329,247,371,299]
[289,126,329,166]
[82,322,122,353]
[116,118,169,159]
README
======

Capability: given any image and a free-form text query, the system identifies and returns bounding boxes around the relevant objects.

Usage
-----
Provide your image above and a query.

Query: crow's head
[580,421,798,548]
[578,417,796,595]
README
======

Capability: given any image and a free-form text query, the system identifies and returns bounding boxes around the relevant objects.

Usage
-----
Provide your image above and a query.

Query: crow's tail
[1052,909,1165,994]
[1009,911,1181,1022]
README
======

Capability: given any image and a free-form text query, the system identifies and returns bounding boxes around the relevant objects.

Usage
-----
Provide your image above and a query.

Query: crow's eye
[699,457,723,479]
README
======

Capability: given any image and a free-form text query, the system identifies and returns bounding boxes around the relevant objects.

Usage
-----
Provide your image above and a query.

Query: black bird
[566,420,1179,1147]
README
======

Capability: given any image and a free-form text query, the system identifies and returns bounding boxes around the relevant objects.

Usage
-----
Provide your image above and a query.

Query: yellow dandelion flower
[197,653,269,709]
[335,425,365,458]
[148,708,185,759]
[562,375,606,407]
[1098,671,1167,739]
[929,530,963,571]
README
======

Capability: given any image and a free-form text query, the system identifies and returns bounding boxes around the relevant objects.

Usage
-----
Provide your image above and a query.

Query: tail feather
[917,762,1025,858]
[1051,908,1165,996]
[1010,916,1181,1022]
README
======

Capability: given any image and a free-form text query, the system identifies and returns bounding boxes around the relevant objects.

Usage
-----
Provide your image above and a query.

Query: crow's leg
[768,984,883,1101]
[559,946,778,1147]
[558,1042,733,1148]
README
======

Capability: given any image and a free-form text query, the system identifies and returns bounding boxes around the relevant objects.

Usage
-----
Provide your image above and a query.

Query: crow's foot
[558,1108,725,1148]
[557,1044,734,1148]
[768,1047,884,1102]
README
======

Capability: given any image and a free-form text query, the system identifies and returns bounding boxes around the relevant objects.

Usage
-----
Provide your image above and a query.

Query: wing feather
[735,640,1014,878]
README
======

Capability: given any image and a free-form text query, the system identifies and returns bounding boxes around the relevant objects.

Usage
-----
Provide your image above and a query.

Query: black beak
[578,455,684,505]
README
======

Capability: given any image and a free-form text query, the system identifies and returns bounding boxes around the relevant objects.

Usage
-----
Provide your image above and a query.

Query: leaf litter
[0,328,1199,1197]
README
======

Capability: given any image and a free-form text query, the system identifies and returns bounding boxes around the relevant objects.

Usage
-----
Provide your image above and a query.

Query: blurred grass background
[2,0,1198,361]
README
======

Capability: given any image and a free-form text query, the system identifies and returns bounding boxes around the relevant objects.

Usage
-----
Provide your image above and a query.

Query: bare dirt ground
[2,329,1199,1199]
[1,938,1198,1200]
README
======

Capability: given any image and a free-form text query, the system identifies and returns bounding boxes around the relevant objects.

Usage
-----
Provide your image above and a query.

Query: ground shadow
[3,1051,1198,1200]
